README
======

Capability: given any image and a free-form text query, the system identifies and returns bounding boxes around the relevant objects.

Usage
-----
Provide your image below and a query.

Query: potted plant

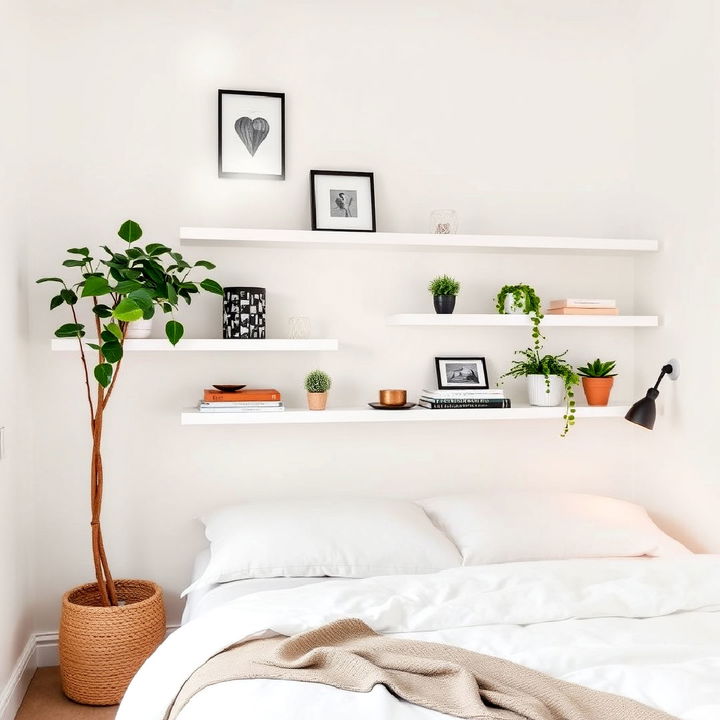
[428,275,460,314]
[578,358,617,406]
[501,348,579,437]
[495,284,544,350]
[305,370,332,410]
[37,220,222,705]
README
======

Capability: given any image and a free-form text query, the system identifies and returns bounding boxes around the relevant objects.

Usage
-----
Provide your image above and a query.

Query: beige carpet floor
[15,668,117,720]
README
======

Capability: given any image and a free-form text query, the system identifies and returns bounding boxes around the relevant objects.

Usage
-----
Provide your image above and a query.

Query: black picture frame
[310,170,376,232]
[435,356,490,390]
[218,89,285,180]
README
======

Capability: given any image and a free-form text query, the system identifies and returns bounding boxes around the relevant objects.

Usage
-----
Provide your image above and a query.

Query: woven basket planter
[59,579,165,705]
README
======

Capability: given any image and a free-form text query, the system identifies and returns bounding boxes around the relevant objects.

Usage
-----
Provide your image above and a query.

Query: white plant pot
[503,293,526,314]
[527,374,565,407]
[125,317,153,339]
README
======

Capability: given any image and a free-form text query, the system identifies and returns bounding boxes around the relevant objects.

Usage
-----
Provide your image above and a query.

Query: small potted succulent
[305,370,332,410]
[578,358,617,406]
[495,284,544,350]
[428,275,460,314]
[501,348,579,437]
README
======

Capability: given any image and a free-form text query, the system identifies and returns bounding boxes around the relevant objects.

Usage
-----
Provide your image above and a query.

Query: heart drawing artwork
[235,116,270,156]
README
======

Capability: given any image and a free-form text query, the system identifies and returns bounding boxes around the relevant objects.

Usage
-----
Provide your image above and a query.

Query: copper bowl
[379,389,407,406]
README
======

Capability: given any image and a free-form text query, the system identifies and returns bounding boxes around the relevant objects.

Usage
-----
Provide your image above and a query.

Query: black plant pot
[223,287,266,338]
[433,295,456,314]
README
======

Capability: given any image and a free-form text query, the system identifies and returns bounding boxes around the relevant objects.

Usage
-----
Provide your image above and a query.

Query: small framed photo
[435,357,489,390]
[310,170,376,232]
[218,89,285,180]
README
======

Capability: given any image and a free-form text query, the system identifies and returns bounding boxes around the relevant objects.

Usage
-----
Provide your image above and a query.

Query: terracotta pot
[433,295,456,314]
[307,392,328,410]
[582,376,614,406]
[59,579,165,705]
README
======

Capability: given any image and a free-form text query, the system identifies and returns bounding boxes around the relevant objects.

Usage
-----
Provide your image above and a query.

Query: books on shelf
[546,307,619,315]
[200,387,284,412]
[549,298,616,309]
[419,398,511,409]
[421,388,504,398]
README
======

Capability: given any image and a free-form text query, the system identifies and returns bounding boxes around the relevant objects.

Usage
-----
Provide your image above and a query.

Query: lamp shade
[624,388,660,430]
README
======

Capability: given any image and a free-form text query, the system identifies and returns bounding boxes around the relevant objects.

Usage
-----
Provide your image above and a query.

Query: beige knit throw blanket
[166,618,678,720]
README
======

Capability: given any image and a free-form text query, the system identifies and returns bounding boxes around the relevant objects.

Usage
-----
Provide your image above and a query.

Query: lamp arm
[652,363,674,391]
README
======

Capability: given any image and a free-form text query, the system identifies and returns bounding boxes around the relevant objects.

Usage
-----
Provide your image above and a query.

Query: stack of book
[199,388,284,413]
[418,388,510,410]
[547,298,618,315]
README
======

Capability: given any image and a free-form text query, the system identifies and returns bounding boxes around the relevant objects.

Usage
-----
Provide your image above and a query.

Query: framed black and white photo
[310,170,376,232]
[435,356,489,390]
[218,90,285,179]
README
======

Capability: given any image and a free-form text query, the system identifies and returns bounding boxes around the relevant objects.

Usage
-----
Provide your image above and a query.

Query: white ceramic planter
[125,318,153,339]
[527,374,565,407]
[503,293,526,314]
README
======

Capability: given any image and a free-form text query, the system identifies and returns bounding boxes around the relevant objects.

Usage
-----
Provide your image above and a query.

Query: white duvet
[118,556,720,720]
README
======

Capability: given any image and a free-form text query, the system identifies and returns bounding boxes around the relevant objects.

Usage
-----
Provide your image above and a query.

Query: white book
[199,401,283,408]
[422,388,504,397]
[549,298,616,309]
[198,405,285,413]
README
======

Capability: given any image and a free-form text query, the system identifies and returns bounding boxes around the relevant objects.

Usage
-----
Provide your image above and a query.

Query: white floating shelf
[51,338,339,352]
[387,314,659,328]
[180,227,657,254]
[181,405,630,425]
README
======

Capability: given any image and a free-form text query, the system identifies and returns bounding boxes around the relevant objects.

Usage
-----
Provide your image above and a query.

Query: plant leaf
[101,340,123,363]
[106,322,124,341]
[92,304,113,318]
[50,295,64,310]
[60,288,77,305]
[200,278,223,295]
[194,260,216,270]
[165,282,177,304]
[37,277,65,284]
[144,243,171,256]
[68,247,90,256]
[55,323,85,338]
[114,279,142,294]
[81,275,111,297]
[165,320,184,346]
[62,259,86,268]
[112,298,143,322]
[118,220,143,244]
[94,363,113,387]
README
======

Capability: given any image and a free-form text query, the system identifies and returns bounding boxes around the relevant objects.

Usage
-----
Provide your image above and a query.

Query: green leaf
[87,343,101,351]
[101,340,123,363]
[112,298,143,322]
[142,305,155,320]
[128,288,154,311]
[144,243,171,256]
[165,320,184,346]
[165,282,177,304]
[126,247,143,259]
[81,275,111,297]
[94,363,113,387]
[60,288,77,305]
[62,259,86,268]
[118,220,143,244]
[114,279,142,294]
[54,323,85,338]
[100,330,117,343]
[194,260,216,270]
[106,322,124,341]
[50,295,64,310]
[200,278,223,295]
[68,247,90,256]
[92,304,113,318]
[37,277,65,284]
[140,259,164,284]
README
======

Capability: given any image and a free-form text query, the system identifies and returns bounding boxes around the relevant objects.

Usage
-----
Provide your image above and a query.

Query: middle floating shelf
[386,314,658,328]
[51,338,339,352]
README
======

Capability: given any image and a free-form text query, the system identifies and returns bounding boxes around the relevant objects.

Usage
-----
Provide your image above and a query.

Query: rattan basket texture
[59,579,165,705]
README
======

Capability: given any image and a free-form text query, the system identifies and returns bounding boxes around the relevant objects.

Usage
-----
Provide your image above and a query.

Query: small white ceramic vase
[527,374,564,407]
[125,317,153,339]
[503,293,526,314]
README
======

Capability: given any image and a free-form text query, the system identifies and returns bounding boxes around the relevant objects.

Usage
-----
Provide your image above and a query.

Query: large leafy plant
[501,348,579,437]
[37,220,222,606]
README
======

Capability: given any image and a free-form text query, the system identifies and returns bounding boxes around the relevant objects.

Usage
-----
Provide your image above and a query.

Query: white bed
[122,555,720,720]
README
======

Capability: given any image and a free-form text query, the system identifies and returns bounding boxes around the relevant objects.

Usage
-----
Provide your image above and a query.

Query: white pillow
[183,497,461,595]
[417,491,690,565]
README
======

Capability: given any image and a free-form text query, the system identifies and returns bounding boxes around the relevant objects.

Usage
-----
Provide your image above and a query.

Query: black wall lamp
[625,359,679,430]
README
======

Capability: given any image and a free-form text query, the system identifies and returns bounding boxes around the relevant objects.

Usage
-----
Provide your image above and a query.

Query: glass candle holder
[430,209,458,234]
[288,316,311,339]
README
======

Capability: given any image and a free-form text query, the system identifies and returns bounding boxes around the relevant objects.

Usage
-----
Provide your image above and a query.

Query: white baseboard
[0,624,179,719]
[0,638,37,720]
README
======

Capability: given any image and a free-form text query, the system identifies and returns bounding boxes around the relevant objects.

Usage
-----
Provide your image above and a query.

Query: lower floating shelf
[181,405,630,425]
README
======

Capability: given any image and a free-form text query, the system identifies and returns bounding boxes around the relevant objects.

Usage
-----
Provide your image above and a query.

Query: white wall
[0,0,34,688]
[13,0,718,632]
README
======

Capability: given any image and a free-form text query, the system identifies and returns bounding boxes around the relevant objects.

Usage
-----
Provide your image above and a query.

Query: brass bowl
[378,389,407,406]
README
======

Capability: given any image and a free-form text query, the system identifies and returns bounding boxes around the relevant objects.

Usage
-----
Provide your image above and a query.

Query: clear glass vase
[430,209,458,234]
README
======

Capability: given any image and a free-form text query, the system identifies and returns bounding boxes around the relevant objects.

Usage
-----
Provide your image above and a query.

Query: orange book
[203,388,282,402]
[545,307,619,315]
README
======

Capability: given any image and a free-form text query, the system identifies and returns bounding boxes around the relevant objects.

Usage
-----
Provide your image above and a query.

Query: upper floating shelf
[179,227,658,254]
[386,314,659,328]
[51,338,339,352]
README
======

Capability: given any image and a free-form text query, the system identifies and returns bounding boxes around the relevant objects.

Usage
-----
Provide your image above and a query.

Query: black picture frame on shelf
[310,170,376,232]
[435,356,490,390]
[218,90,285,180]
